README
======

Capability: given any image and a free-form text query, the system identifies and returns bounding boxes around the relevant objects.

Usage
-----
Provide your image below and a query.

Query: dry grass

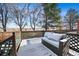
[21,31,43,39]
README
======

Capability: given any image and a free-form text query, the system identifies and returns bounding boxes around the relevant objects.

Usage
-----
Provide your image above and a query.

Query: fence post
[77,20,79,34]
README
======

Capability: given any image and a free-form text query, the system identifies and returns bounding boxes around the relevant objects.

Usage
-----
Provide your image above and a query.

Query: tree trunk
[32,28,35,31]
[69,22,73,31]
[69,16,73,31]
[3,25,6,32]
[45,16,48,31]
[20,26,22,32]
[32,25,35,31]
[3,28,6,32]
[33,24,35,31]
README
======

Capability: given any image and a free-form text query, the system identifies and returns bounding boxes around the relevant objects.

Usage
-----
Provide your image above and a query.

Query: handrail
[0,32,13,43]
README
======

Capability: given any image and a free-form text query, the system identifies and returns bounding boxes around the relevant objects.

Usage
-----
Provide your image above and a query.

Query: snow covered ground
[17,37,57,56]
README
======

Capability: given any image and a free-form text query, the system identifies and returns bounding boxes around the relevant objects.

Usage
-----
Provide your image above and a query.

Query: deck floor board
[17,37,57,56]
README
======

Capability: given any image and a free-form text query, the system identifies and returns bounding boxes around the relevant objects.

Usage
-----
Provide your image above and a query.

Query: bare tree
[0,3,9,32]
[29,4,42,31]
[10,4,30,31]
[64,8,79,30]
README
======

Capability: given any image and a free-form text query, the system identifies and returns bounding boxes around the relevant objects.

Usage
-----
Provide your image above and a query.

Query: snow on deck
[17,37,57,56]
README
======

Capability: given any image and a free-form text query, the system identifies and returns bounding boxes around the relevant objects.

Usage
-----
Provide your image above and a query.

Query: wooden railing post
[12,32,16,56]
[77,20,79,34]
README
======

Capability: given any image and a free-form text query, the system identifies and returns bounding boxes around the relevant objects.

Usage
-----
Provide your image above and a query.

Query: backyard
[0,3,79,56]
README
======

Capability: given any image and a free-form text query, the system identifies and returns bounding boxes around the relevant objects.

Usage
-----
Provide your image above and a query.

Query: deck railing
[21,29,77,39]
[0,32,16,56]
[0,32,21,56]
[67,33,79,52]
[0,30,78,56]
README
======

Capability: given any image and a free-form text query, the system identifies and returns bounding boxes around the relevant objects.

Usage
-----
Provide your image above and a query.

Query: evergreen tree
[42,3,61,30]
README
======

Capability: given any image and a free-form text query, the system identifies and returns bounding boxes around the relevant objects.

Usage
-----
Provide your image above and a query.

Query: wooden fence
[21,29,77,39]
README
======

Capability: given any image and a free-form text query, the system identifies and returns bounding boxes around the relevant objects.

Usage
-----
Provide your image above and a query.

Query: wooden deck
[0,30,79,56]
[0,32,13,43]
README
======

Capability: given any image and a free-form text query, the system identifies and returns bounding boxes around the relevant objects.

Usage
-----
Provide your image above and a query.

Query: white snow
[43,32,66,48]
[69,49,79,56]
[17,37,57,56]
[44,32,66,42]
[17,34,79,56]
[42,37,59,48]
[60,38,69,42]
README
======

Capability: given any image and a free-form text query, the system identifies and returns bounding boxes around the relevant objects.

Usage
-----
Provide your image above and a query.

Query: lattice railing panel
[0,38,13,56]
[67,34,79,52]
